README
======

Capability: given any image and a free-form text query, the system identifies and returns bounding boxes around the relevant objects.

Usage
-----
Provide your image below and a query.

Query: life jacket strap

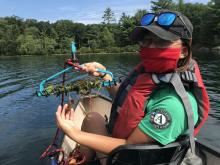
[107,67,144,133]
[180,71,197,83]
[152,70,197,84]
[152,72,196,154]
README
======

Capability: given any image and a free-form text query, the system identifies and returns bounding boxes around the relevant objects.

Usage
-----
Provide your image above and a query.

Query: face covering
[139,47,181,73]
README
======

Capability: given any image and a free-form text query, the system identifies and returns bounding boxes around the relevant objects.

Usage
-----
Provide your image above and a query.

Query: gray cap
[130,10,193,42]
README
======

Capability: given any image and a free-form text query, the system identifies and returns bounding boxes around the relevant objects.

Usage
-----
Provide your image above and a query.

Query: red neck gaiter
[139,48,181,73]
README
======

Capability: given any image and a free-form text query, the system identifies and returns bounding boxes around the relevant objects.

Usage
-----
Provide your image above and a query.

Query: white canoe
[60,94,220,165]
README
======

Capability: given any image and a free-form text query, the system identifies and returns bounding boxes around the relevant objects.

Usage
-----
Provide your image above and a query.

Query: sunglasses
[138,34,174,47]
[140,12,190,36]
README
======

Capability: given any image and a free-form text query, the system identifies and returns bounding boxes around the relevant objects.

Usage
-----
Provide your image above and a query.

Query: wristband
[100,73,107,78]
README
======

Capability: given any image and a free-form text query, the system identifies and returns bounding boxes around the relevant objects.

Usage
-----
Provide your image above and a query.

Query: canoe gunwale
[72,93,112,110]
[196,139,220,157]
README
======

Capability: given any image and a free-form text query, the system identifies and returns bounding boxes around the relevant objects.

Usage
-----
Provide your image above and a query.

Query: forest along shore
[0,1,219,56]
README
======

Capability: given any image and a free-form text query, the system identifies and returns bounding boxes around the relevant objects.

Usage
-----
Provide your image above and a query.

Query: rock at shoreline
[211,46,220,55]
[197,47,210,54]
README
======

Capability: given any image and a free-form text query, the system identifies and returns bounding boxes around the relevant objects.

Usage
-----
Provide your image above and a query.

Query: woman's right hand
[56,104,78,135]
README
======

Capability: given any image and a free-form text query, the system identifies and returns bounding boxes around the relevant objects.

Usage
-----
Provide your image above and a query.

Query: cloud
[185,0,209,3]
[13,0,210,24]
[74,11,102,24]
[58,6,77,12]
[48,10,102,24]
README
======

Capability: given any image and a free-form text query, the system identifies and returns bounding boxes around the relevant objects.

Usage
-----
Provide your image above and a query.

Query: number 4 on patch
[150,109,171,129]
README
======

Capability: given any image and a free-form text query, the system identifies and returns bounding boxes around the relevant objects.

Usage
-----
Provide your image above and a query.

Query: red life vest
[107,59,210,139]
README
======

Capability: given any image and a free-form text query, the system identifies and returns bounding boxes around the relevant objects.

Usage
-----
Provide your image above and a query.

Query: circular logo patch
[150,109,171,129]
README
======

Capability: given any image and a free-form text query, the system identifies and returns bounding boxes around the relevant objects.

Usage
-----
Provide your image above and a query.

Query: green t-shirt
[138,84,198,145]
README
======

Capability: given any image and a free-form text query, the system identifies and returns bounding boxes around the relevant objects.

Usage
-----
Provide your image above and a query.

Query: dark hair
[177,39,192,72]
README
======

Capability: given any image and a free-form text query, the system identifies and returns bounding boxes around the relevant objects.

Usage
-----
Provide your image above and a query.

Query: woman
[56,10,209,164]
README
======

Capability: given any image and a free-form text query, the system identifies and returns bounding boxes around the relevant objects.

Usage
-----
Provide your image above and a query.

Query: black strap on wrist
[100,73,107,78]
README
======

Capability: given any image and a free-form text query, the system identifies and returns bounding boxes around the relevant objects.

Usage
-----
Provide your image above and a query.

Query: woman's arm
[68,128,126,154]
[70,126,155,154]
[56,104,155,154]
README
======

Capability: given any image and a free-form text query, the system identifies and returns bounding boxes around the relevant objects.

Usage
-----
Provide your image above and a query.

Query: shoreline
[2,45,220,57]
[0,51,138,57]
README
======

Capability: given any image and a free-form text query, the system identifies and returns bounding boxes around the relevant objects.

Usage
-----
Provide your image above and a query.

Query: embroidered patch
[150,109,171,129]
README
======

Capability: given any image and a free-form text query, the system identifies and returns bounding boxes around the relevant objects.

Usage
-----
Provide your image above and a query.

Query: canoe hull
[196,140,220,165]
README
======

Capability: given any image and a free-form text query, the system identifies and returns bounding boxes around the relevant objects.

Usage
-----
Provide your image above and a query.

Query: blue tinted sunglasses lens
[158,13,176,26]
[141,14,155,26]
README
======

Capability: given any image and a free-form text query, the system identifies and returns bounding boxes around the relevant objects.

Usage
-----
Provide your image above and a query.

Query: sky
[0,0,210,24]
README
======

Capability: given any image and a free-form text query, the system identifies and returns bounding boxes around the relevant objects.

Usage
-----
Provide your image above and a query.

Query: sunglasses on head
[140,12,190,36]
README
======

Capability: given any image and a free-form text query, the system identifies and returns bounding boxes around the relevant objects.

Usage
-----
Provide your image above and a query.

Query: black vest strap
[107,67,145,133]
[180,71,197,83]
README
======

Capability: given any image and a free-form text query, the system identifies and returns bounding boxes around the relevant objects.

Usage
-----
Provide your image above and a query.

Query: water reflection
[192,54,220,146]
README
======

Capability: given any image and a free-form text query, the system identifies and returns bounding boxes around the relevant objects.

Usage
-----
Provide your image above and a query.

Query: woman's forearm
[102,74,120,98]
[67,128,126,154]
[106,84,120,99]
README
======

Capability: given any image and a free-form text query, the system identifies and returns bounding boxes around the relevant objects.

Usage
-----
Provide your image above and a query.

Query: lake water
[0,53,219,165]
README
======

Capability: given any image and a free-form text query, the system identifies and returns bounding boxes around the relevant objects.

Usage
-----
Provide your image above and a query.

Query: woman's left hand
[56,104,77,134]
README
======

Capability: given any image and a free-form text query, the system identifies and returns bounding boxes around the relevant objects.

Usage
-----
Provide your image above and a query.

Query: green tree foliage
[16,35,42,55]
[117,13,134,46]
[0,19,8,54]
[0,1,219,55]
[102,7,116,24]
[133,9,148,25]
[24,26,39,37]
[151,0,176,12]
[25,19,38,27]
[0,16,24,55]
[179,3,210,45]
[99,27,115,48]
[81,24,100,48]
[206,0,220,45]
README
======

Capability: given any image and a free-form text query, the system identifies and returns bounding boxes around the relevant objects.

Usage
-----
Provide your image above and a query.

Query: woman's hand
[81,62,105,76]
[81,62,112,81]
[56,104,78,135]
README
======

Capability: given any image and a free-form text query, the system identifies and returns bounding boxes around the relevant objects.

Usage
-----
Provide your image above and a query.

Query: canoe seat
[106,136,189,165]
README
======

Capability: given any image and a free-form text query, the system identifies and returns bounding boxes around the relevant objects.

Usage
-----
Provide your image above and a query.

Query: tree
[151,0,176,12]
[1,1,219,55]
[53,20,75,38]
[16,34,42,55]
[53,20,75,52]
[117,13,135,46]
[205,0,220,45]
[0,19,8,54]
[133,9,148,25]
[178,3,209,45]
[177,0,184,11]
[99,27,115,48]
[25,19,38,27]
[82,24,101,48]
[102,7,116,24]
[41,36,57,55]
[24,26,39,37]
